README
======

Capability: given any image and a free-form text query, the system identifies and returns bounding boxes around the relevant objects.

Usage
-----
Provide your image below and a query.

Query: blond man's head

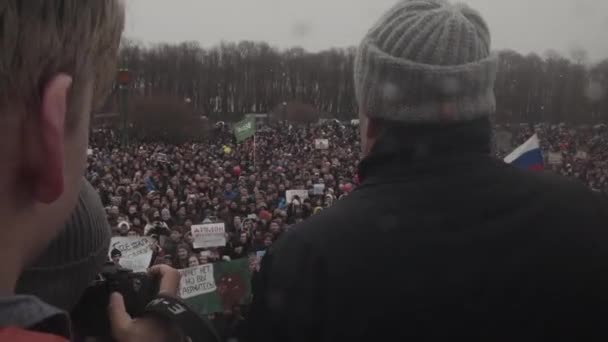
[0,0,124,128]
[0,1,124,275]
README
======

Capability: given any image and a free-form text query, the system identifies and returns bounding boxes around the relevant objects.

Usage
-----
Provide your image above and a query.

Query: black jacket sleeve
[249,231,328,342]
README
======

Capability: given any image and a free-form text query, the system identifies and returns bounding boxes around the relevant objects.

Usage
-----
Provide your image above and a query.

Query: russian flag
[504,134,544,171]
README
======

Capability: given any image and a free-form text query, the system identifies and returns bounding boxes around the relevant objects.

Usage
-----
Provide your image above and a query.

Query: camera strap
[143,295,220,342]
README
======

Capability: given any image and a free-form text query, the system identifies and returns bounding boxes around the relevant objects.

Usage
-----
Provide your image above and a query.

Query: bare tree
[114,40,608,125]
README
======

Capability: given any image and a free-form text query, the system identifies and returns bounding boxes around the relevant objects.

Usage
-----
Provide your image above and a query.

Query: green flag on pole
[234,117,256,143]
[179,259,252,315]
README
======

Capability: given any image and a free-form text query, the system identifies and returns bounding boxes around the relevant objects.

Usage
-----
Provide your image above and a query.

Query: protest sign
[155,153,169,163]
[179,264,217,299]
[548,152,563,165]
[109,236,153,273]
[111,196,122,205]
[576,151,589,160]
[286,189,309,203]
[192,223,226,249]
[179,259,252,315]
[315,139,329,150]
[313,184,326,195]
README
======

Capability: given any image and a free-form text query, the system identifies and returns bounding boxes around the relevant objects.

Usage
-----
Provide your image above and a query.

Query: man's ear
[23,74,72,204]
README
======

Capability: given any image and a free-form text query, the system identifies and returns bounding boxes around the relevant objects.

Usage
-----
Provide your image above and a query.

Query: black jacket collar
[358,137,496,186]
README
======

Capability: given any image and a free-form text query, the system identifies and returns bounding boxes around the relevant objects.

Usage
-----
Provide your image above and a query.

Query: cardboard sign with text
[576,151,589,160]
[548,152,563,165]
[109,236,153,273]
[156,153,169,163]
[314,139,329,150]
[192,223,227,249]
[286,189,309,204]
[179,259,252,315]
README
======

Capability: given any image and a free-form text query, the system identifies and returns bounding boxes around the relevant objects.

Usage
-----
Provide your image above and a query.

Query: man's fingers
[148,264,181,297]
[108,292,132,340]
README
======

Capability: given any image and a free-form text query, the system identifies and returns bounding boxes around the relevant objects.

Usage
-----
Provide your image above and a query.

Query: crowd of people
[89,121,360,269]
[87,119,608,340]
[88,120,362,340]
[6,1,608,341]
[90,122,608,261]
[90,120,608,267]
[496,123,608,194]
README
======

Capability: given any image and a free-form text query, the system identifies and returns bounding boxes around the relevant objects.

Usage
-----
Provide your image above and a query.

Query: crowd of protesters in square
[85,119,608,340]
[91,121,608,271]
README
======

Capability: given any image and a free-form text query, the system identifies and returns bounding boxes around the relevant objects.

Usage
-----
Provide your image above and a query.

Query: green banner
[179,259,252,315]
[234,117,256,143]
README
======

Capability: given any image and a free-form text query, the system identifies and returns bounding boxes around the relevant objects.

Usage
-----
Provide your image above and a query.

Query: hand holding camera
[109,265,182,342]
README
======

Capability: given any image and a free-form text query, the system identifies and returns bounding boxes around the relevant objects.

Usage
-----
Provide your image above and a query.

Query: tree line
[114,40,608,124]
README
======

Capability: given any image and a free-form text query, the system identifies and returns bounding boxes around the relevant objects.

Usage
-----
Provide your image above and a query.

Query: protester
[247,1,608,341]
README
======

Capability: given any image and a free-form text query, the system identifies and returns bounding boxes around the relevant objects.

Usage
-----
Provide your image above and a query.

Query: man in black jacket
[250,0,608,341]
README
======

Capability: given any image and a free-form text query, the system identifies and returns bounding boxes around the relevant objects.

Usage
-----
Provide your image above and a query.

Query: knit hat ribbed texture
[16,179,111,311]
[354,0,498,123]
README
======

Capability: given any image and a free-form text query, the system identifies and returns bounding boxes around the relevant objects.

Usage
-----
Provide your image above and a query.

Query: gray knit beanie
[354,0,498,123]
[16,179,111,311]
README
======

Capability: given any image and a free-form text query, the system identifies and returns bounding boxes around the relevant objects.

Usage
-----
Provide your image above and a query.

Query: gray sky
[125,0,608,62]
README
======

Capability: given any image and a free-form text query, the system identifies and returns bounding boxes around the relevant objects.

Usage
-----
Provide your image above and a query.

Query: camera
[71,262,159,338]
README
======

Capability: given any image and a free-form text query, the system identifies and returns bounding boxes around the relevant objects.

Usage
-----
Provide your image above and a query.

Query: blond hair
[0,0,125,129]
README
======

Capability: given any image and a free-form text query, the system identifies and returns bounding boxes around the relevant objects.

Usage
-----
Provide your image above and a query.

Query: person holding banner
[249,1,608,342]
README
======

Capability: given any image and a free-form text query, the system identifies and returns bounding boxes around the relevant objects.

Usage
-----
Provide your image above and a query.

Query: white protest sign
[109,236,153,273]
[286,189,309,204]
[314,139,329,150]
[548,152,563,165]
[576,151,589,160]
[313,184,325,195]
[192,223,226,249]
[156,153,169,163]
[178,264,217,299]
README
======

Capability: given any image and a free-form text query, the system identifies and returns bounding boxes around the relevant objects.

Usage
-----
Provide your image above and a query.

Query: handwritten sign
[179,264,217,299]
[315,139,329,150]
[109,236,153,273]
[576,151,589,160]
[286,189,309,204]
[548,152,563,165]
[156,153,169,163]
[192,223,226,249]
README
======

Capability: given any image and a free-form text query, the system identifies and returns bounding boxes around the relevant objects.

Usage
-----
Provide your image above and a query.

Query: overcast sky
[125,0,608,62]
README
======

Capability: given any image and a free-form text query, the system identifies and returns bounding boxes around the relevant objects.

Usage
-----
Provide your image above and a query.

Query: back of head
[0,1,125,123]
[0,1,124,290]
[354,0,497,126]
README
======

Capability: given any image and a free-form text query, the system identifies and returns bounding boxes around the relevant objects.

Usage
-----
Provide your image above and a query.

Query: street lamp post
[117,69,132,147]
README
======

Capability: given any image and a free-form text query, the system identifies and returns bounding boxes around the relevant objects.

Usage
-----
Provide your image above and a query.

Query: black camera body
[71,262,159,338]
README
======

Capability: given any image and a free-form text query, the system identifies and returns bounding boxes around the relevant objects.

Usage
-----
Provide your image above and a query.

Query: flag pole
[253,133,256,169]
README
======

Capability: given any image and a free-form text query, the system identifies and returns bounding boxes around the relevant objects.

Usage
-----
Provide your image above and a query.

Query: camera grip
[143,295,220,342]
